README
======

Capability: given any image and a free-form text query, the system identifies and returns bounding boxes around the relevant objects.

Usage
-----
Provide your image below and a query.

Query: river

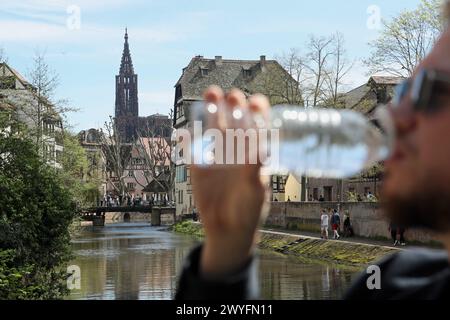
[67,222,359,300]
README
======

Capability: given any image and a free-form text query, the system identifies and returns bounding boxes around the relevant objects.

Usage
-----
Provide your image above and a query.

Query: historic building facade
[306,76,403,202]
[173,55,303,215]
[0,62,64,168]
[78,128,108,200]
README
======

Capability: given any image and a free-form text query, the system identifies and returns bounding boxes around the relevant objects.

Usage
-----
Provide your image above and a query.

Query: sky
[0,0,423,132]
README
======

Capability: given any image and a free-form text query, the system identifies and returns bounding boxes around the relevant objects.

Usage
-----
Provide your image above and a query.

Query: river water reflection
[68,222,359,300]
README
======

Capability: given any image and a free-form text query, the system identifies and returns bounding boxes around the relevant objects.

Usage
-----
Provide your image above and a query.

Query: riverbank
[172,221,398,267]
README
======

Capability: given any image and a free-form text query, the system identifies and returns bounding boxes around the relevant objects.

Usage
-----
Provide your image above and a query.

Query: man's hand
[192,86,271,278]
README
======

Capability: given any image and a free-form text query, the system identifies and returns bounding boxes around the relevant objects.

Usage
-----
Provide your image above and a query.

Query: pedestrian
[192,207,198,222]
[287,196,291,202]
[327,207,333,218]
[320,209,329,239]
[389,222,399,246]
[343,212,354,237]
[331,209,340,240]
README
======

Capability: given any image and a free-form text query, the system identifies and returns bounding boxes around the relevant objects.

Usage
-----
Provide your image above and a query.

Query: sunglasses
[391,69,450,113]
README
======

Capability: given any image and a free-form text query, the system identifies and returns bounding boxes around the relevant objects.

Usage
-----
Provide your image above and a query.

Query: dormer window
[0,76,16,89]
[243,69,252,78]
[200,67,209,76]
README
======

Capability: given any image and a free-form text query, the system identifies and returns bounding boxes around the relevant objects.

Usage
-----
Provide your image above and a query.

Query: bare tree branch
[304,34,335,106]
[323,32,354,107]
[99,116,132,199]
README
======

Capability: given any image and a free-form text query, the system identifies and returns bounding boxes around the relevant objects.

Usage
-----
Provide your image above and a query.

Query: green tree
[59,132,101,207]
[0,115,75,299]
[365,0,443,77]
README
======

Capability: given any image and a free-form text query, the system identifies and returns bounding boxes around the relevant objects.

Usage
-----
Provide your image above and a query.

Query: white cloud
[0,20,187,44]
[0,0,143,14]
[0,20,68,42]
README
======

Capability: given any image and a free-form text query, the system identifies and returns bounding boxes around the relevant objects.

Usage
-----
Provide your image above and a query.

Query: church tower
[115,29,139,142]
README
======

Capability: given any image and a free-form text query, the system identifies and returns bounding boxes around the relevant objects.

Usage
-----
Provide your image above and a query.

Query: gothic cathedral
[115,29,139,142]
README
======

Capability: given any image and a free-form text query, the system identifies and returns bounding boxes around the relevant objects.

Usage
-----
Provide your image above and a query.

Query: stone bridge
[79,205,176,226]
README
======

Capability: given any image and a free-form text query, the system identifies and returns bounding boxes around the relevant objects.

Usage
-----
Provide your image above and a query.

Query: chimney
[260,55,266,65]
[215,56,223,65]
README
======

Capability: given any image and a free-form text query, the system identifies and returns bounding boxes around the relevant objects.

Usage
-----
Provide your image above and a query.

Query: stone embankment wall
[265,201,435,243]
[172,221,398,267]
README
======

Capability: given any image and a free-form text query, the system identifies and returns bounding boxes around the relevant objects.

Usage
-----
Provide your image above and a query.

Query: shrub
[0,118,75,299]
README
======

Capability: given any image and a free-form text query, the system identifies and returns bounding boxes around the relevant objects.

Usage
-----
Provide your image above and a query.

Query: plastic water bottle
[174,102,393,179]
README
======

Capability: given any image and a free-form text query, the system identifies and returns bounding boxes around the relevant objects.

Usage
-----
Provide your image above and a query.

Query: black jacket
[175,245,450,300]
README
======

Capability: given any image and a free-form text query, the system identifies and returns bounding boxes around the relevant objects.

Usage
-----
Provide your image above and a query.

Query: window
[44,144,55,161]
[131,158,144,165]
[56,150,63,163]
[176,104,184,120]
[186,167,191,184]
[313,188,319,200]
[128,170,134,177]
[272,175,286,193]
[324,186,333,201]
[178,190,183,204]
[127,182,135,190]
[376,86,387,104]
[176,165,187,183]
[200,68,209,76]
[0,76,16,89]
[243,69,252,78]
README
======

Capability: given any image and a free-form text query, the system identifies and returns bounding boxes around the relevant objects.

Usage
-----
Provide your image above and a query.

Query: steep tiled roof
[0,63,32,89]
[370,76,404,85]
[345,83,371,109]
[175,55,288,102]
[345,76,404,115]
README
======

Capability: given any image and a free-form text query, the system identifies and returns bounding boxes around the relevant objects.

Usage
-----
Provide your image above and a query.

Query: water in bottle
[172,102,393,179]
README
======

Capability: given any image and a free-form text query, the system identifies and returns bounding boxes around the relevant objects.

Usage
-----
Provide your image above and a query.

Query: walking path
[192,221,434,250]
[192,221,404,249]
[261,228,401,251]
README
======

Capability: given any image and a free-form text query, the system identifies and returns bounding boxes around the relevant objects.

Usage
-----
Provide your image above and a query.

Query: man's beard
[381,185,450,233]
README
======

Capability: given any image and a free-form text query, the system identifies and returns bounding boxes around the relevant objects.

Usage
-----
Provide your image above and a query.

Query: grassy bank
[172,221,397,267]
[172,220,205,237]
[258,232,397,266]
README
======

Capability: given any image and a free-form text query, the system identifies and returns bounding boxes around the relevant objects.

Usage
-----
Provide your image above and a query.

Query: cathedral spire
[119,28,134,75]
[115,28,139,142]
